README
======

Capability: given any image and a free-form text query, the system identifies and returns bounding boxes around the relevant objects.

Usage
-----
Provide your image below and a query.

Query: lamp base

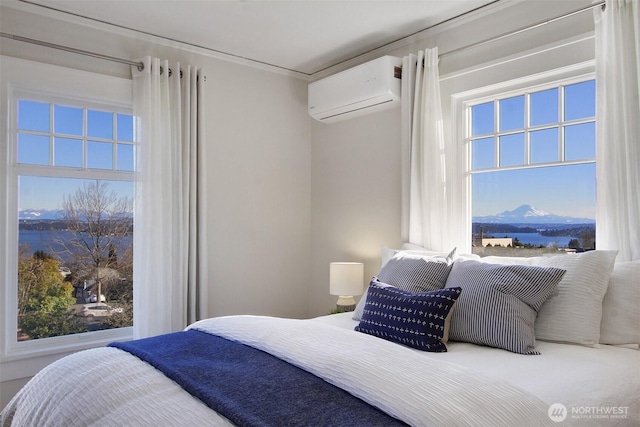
[336,295,356,308]
[331,304,355,313]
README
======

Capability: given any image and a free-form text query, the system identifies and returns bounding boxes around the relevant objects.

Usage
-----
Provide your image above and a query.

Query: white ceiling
[21,0,497,76]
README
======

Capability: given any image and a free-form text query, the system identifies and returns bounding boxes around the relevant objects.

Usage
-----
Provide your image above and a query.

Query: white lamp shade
[329,262,364,297]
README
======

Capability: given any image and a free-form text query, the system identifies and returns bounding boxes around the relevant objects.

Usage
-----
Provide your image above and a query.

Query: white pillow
[400,242,435,251]
[599,260,640,346]
[482,250,618,346]
[380,245,444,269]
[381,244,479,269]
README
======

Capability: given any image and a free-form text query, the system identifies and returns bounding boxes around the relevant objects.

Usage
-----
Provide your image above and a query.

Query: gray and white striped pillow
[353,249,455,321]
[445,259,566,355]
[377,249,455,293]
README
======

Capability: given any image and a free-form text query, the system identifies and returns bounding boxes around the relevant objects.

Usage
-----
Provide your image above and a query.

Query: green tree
[18,250,86,339]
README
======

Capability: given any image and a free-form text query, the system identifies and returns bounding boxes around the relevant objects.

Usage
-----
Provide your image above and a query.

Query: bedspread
[189,315,556,426]
[2,315,557,426]
[110,329,406,426]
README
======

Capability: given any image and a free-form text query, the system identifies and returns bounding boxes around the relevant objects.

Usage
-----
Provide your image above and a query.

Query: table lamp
[329,262,364,310]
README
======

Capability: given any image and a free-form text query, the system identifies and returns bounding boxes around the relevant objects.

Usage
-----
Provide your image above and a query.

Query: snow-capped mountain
[473,204,595,224]
[19,209,133,220]
[19,209,66,220]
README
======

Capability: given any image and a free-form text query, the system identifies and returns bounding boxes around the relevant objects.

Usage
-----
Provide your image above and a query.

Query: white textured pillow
[380,245,444,268]
[483,250,618,346]
[382,244,479,268]
[599,260,640,346]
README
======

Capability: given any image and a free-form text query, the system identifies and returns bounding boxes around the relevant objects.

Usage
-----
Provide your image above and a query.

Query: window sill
[1,327,132,382]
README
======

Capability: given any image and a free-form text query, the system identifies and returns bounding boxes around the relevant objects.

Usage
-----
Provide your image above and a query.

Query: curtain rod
[0,32,145,70]
[2,0,605,73]
[439,0,605,59]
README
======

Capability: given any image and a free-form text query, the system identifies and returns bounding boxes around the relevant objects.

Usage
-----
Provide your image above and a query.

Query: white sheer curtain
[401,48,458,252]
[131,57,208,338]
[594,0,640,262]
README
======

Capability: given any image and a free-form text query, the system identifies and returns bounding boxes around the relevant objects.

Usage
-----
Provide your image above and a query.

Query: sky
[19,176,133,212]
[16,80,596,220]
[472,164,596,218]
[470,79,596,219]
[17,100,134,211]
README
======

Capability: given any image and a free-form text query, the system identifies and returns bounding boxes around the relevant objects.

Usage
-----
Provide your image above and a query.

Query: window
[12,93,134,343]
[465,77,596,257]
[0,63,136,368]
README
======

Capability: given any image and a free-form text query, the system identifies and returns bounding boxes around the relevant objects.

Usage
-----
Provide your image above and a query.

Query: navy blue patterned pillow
[355,279,462,352]
[353,248,456,322]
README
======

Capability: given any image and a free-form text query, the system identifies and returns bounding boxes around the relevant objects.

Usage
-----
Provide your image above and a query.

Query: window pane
[499,133,524,167]
[87,141,113,169]
[18,134,50,165]
[18,176,133,340]
[472,164,596,256]
[13,94,134,344]
[54,137,83,168]
[116,144,134,171]
[472,102,494,136]
[54,105,83,136]
[499,96,524,131]
[565,122,595,161]
[87,110,113,139]
[564,80,595,121]
[117,114,134,142]
[530,88,558,127]
[18,100,50,132]
[469,78,595,259]
[472,137,494,170]
[530,128,559,164]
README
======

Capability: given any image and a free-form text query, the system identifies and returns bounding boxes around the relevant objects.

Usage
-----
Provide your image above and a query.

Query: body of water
[497,232,573,247]
[19,230,132,263]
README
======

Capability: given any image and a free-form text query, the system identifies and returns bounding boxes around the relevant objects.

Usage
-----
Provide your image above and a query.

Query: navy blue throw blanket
[109,330,407,427]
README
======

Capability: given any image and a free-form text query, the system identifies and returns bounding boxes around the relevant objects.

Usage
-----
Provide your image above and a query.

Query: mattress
[2,313,638,427]
[315,312,640,426]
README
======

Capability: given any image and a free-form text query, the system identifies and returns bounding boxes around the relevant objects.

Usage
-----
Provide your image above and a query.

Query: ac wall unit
[308,55,402,123]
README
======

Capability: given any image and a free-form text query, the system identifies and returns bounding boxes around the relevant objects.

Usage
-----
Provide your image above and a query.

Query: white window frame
[466,78,596,174]
[1,57,134,377]
[15,92,135,173]
[451,61,596,253]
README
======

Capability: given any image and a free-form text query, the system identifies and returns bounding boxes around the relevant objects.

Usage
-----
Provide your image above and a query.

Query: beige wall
[206,61,311,318]
[307,0,596,316]
[0,3,311,407]
[0,0,599,407]
[1,2,313,320]
[309,108,402,316]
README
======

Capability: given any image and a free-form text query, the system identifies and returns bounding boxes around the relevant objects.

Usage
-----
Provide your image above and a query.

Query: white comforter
[190,315,555,426]
[3,314,636,426]
[316,313,640,427]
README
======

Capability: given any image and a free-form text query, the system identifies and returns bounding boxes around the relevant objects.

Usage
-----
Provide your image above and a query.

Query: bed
[2,248,639,426]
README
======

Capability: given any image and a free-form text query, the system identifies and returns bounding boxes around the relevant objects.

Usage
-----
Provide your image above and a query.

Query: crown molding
[3,0,313,81]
